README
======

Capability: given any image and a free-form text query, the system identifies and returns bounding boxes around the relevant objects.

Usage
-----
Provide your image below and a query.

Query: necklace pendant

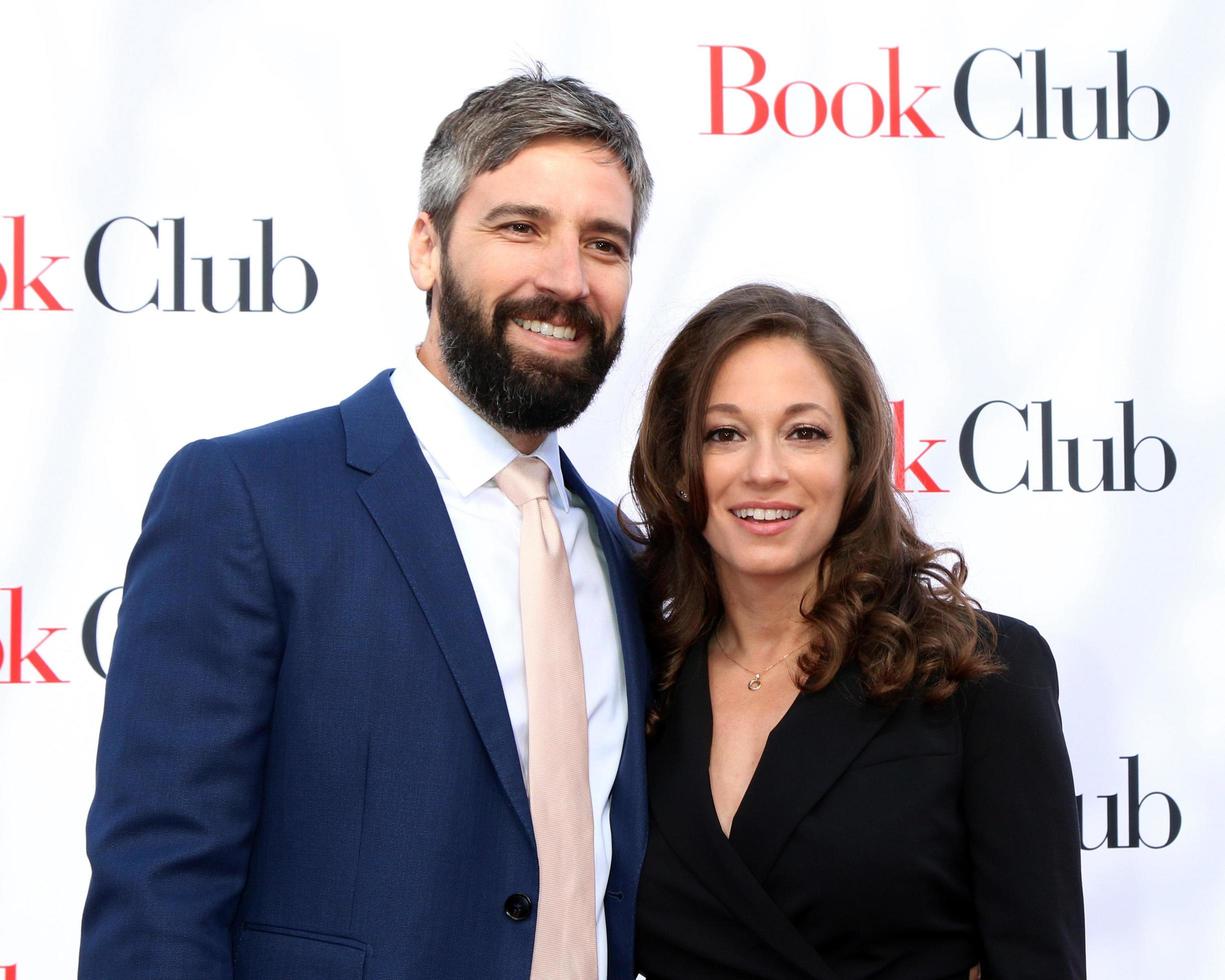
[747,674,762,692]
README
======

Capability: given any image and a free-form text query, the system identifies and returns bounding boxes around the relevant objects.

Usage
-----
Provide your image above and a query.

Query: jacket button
[504,893,533,921]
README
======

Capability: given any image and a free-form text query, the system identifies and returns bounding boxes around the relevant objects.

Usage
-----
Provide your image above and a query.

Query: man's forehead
[460,137,632,205]
[491,134,626,172]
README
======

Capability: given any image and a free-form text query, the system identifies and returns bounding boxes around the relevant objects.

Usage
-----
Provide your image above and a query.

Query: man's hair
[420,65,653,253]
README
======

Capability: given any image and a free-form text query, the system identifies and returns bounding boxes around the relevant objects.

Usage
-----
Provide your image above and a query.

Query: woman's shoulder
[974,610,1061,694]
[955,611,1069,747]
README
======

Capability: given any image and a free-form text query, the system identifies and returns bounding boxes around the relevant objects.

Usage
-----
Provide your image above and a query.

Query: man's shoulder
[212,402,345,459]
[217,370,399,461]
[162,371,401,488]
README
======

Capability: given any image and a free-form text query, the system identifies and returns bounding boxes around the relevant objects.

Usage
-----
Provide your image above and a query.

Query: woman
[628,284,1085,979]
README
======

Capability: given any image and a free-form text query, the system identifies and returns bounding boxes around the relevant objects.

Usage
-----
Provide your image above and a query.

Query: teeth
[513,318,577,341]
[733,508,798,521]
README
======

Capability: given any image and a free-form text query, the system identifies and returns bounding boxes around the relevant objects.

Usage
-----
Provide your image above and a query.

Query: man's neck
[415,341,548,455]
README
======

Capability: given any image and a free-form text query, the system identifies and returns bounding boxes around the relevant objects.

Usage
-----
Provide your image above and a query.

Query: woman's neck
[715,572,815,669]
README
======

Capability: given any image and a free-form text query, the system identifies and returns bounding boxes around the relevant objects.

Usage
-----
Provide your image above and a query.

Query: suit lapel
[342,373,533,844]
[560,454,650,881]
[560,452,650,749]
[649,649,842,980]
[730,661,895,884]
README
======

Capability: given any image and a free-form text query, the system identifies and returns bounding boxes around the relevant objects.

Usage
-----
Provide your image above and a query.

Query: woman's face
[700,335,852,595]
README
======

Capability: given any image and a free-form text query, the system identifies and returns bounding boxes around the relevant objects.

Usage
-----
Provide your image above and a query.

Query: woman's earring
[677,488,689,502]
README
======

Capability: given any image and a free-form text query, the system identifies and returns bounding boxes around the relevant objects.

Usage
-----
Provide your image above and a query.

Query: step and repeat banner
[2,1,1222,977]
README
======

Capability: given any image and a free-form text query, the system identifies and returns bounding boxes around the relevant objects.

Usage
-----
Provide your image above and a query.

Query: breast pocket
[234,922,367,980]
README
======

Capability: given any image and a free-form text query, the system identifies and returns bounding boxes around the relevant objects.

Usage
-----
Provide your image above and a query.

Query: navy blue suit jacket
[80,371,651,980]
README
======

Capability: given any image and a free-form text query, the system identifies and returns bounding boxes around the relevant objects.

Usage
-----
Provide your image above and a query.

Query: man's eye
[589,239,624,256]
[704,426,741,443]
[504,222,535,235]
[790,425,829,441]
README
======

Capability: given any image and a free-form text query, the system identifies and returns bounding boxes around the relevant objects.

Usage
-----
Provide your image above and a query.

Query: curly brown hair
[624,284,999,731]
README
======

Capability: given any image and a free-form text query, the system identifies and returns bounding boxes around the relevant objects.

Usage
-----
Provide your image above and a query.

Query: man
[80,69,653,980]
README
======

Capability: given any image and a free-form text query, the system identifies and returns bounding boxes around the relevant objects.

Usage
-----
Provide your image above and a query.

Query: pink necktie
[495,456,597,980]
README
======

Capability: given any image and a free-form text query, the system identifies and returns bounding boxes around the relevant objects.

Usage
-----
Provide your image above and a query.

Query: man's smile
[512,316,579,341]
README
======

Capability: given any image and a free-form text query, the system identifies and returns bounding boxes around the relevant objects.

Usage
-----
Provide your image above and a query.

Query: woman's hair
[625,283,999,730]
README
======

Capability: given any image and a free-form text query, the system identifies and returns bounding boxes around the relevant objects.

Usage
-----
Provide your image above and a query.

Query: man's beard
[435,262,625,435]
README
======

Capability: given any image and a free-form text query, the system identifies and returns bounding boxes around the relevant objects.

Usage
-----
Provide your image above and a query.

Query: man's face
[417,136,635,434]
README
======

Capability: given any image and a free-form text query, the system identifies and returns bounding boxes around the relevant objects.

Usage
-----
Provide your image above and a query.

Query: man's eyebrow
[482,203,550,224]
[480,205,631,246]
[587,218,632,245]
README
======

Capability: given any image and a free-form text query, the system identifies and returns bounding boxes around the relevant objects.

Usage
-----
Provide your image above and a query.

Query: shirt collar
[390,347,571,512]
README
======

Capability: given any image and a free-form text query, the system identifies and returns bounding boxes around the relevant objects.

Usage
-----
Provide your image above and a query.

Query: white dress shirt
[391,350,628,979]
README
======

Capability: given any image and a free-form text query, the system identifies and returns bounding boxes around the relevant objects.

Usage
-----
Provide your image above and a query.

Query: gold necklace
[714,629,801,692]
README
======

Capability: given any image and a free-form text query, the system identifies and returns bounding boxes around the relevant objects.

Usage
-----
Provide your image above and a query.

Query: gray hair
[419,65,653,254]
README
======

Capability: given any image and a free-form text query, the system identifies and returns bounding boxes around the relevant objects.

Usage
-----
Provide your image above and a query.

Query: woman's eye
[790,425,829,441]
[704,426,741,443]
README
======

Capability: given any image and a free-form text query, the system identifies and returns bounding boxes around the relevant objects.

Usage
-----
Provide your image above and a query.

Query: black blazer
[636,614,1086,980]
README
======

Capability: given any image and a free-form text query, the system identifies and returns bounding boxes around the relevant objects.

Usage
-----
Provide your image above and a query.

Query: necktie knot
[495,455,552,509]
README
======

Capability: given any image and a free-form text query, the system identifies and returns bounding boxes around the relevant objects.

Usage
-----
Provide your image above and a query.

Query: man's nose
[533,234,590,302]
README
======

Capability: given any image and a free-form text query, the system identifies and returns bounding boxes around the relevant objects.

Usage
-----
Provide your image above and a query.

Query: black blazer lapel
[341,372,533,845]
[731,662,896,884]
[649,649,842,980]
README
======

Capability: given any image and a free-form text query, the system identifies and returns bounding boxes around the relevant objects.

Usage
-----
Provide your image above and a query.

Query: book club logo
[0,587,68,685]
[1078,755,1181,849]
[704,45,1169,141]
[891,399,1176,494]
[0,585,119,685]
[0,215,317,314]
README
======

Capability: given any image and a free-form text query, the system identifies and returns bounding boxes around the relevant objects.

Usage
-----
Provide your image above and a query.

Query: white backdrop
[2,1,1223,977]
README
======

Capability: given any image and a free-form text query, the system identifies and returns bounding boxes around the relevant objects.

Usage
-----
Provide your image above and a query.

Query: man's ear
[409,212,442,292]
